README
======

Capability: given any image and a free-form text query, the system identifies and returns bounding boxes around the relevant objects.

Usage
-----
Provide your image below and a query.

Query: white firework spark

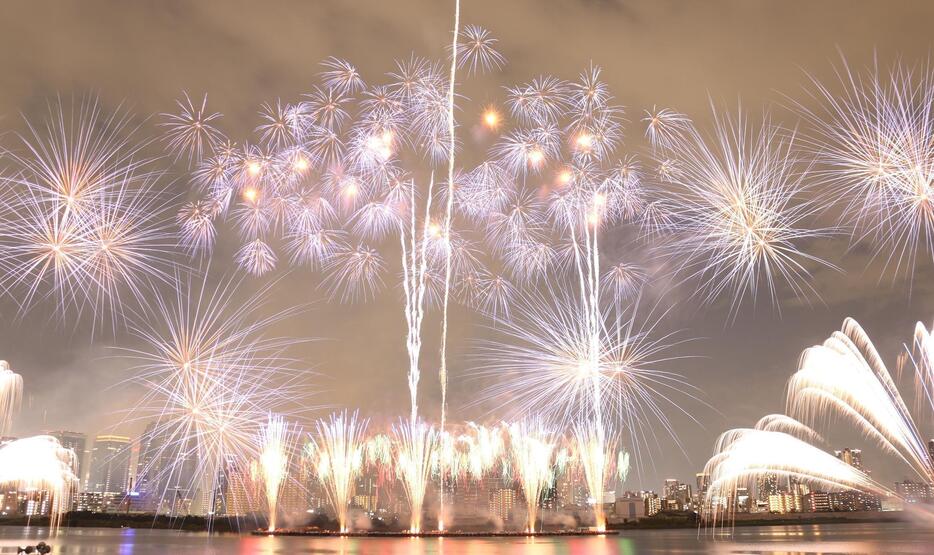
[0,436,78,533]
[306,411,368,533]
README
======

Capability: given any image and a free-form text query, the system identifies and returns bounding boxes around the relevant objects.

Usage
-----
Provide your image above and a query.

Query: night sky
[1,0,934,491]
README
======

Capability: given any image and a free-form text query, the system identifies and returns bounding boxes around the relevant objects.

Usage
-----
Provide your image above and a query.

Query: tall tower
[88,435,131,494]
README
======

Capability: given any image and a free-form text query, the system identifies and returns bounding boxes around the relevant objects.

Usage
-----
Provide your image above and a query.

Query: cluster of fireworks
[292,415,629,533]
[1,0,934,537]
[703,317,934,524]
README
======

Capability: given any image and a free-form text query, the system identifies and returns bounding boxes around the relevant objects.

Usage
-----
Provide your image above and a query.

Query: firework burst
[646,107,832,313]
[119,272,309,521]
[798,59,934,281]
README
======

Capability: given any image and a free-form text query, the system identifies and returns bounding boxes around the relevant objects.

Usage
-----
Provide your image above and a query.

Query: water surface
[1,522,931,554]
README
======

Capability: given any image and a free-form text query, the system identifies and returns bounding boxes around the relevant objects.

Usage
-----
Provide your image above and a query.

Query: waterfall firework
[0,436,78,533]
[0,361,23,436]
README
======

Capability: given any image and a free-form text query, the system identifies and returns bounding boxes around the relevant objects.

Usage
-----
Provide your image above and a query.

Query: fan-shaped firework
[703,318,934,525]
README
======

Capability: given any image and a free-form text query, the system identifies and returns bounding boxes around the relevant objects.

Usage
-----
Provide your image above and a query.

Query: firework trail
[506,421,556,533]
[257,413,296,532]
[437,0,461,529]
[0,98,178,329]
[0,361,23,436]
[0,436,78,533]
[307,411,368,533]
[798,58,934,282]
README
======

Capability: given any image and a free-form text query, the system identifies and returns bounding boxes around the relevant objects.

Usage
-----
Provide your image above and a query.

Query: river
[1,522,931,554]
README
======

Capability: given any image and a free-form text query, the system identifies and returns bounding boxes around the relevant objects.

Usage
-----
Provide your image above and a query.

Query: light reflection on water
[0,523,932,554]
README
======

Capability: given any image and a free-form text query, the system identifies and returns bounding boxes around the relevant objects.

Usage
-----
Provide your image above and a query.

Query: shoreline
[0,510,909,534]
[250,529,620,537]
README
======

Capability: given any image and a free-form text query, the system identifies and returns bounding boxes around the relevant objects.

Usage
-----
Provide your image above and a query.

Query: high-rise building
[767,493,801,514]
[695,472,710,501]
[488,486,517,522]
[555,470,588,508]
[87,435,131,494]
[134,421,201,514]
[895,481,933,504]
[803,491,831,512]
[644,494,661,516]
[928,439,934,465]
[834,448,863,470]
[756,473,781,502]
[663,479,679,501]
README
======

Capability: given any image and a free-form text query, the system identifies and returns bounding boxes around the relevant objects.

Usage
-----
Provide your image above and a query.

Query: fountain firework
[0,436,78,532]
[258,413,297,532]
[307,411,368,533]
[507,421,556,533]
[392,419,437,533]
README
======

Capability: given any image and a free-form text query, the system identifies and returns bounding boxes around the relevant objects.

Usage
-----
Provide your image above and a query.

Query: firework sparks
[0,436,78,533]
[646,107,833,313]
[307,411,368,533]
[507,421,556,532]
[0,361,23,436]
[120,273,309,522]
[1,98,177,328]
[798,59,934,281]
[257,413,297,532]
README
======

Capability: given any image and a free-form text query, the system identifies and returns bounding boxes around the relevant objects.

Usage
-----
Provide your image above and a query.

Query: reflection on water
[0,523,932,554]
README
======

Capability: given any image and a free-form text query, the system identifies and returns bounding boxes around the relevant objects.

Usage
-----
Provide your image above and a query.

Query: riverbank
[0,510,908,533]
[609,510,906,530]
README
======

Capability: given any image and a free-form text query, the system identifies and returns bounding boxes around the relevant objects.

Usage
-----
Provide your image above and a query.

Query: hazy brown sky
[2,0,934,489]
